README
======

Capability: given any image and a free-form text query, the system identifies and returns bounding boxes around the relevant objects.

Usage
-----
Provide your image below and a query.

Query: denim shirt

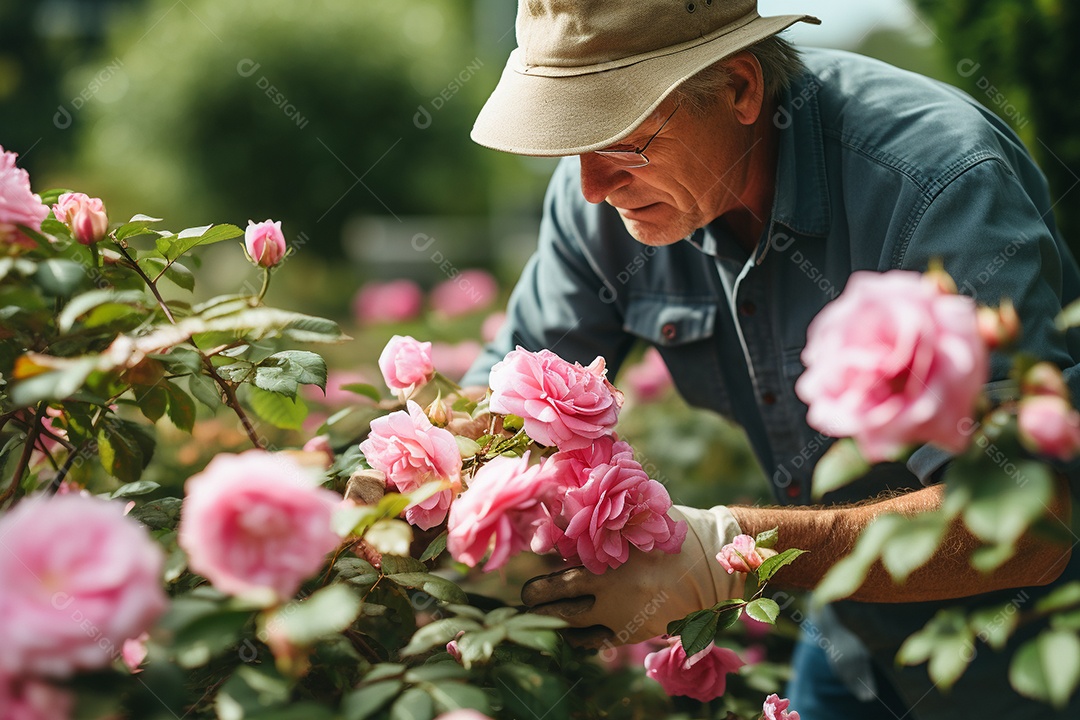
[464,48,1080,717]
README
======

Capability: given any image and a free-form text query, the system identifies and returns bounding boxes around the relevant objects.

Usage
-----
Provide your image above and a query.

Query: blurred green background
[3,0,1077,506]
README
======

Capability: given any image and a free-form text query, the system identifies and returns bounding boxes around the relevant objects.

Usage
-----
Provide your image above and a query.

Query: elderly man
[461,1,1080,718]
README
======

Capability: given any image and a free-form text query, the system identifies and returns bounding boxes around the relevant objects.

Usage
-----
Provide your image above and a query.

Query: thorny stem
[2,401,47,506]
[115,241,264,449]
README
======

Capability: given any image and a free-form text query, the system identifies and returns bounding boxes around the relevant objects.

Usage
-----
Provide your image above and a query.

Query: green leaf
[10,358,97,405]
[57,289,146,332]
[755,527,779,549]
[958,461,1053,546]
[266,585,362,647]
[745,598,780,625]
[390,688,434,720]
[341,680,402,720]
[1010,629,1080,708]
[1036,581,1080,615]
[188,373,222,411]
[504,614,569,632]
[246,385,308,430]
[757,548,807,584]
[456,627,507,667]
[402,664,468,684]
[969,603,1021,651]
[813,515,905,606]
[386,573,467,604]
[340,382,381,402]
[506,627,561,654]
[163,261,196,291]
[162,223,244,261]
[427,681,490,714]
[136,383,169,423]
[253,351,327,398]
[109,480,160,499]
[380,556,427,575]
[98,422,146,483]
[419,531,448,562]
[164,381,197,432]
[401,618,481,656]
[214,664,291,719]
[678,609,720,658]
[880,512,947,583]
[114,214,163,241]
[172,609,252,668]
[896,608,974,690]
[811,438,870,500]
[34,259,86,297]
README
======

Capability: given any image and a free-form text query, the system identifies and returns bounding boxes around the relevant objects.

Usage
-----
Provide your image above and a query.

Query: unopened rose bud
[425,393,452,427]
[244,219,286,268]
[53,192,108,245]
[1018,395,1080,461]
[1022,362,1070,400]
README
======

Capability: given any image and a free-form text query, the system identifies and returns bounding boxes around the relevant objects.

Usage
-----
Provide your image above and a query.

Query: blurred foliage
[64,0,508,258]
[913,0,1080,255]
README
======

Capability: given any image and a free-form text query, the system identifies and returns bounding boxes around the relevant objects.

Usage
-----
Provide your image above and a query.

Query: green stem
[2,401,48,506]
[255,267,271,305]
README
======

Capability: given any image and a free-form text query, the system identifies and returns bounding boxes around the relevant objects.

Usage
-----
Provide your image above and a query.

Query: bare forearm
[728,483,1072,602]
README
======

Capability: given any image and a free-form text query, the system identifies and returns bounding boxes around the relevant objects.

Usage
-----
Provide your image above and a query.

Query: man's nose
[579,154,631,205]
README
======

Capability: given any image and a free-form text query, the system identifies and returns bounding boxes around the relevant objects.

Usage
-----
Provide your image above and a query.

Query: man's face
[578,96,759,246]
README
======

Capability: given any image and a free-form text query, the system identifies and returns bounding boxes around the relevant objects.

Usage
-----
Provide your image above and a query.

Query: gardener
[461,1,1080,718]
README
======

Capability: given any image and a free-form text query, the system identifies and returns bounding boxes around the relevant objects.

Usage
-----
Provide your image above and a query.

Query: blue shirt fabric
[463,48,1080,717]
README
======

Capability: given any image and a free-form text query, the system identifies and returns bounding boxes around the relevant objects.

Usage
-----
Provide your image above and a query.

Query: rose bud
[1018,395,1080,461]
[1021,362,1070,400]
[245,219,286,268]
[53,192,109,245]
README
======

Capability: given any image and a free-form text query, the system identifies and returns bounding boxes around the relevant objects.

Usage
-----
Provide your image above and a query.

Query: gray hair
[673,35,803,114]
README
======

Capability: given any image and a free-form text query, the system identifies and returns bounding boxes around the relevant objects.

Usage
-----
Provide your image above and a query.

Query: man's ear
[725,52,765,126]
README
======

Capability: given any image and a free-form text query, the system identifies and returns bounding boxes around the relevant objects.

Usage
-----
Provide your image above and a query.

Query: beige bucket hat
[472,0,819,157]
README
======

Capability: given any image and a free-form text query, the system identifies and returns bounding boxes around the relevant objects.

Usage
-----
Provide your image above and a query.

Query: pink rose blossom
[352,279,424,325]
[0,494,167,677]
[489,347,624,451]
[447,454,549,569]
[623,347,673,402]
[0,674,73,720]
[795,271,988,462]
[716,534,765,574]
[378,335,435,393]
[178,451,341,601]
[359,401,462,530]
[644,637,745,702]
[481,311,506,342]
[0,145,49,249]
[1018,395,1080,461]
[429,269,498,318]
[52,192,108,245]
[122,632,149,674]
[430,340,482,382]
[763,694,801,720]
[538,436,686,573]
[244,219,286,267]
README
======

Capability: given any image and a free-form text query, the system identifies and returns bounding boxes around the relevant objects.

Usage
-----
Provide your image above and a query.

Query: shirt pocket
[622,295,717,346]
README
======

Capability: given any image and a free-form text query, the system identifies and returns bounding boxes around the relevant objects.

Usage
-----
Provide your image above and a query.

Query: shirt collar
[769,68,831,239]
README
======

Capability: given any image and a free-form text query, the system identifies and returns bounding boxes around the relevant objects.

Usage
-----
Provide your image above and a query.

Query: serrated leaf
[419,531,448,562]
[162,223,244,261]
[755,527,779,549]
[678,610,719,658]
[386,573,467,604]
[1010,629,1080,708]
[164,381,197,432]
[188,373,221,411]
[380,555,427,575]
[109,480,160,499]
[114,214,163,241]
[757,548,807,584]
[811,438,870,500]
[246,385,308,430]
[136,383,169,423]
[745,598,779,625]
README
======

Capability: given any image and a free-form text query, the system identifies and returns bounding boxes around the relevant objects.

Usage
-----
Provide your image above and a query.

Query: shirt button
[786,483,802,499]
[761,391,777,405]
[661,323,678,341]
[739,301,757,316]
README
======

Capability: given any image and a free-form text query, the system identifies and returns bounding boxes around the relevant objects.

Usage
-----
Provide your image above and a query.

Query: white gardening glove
[521,505,744,648]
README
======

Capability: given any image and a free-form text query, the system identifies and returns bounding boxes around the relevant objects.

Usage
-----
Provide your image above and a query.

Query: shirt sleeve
[461,158,636,387]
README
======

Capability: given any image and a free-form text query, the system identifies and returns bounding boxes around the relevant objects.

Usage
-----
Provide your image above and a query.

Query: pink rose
[481,311,506,343]
[643,636,745,702]
[352,279,424,325]
[0,674,73,720]
[0,494,166,677]
[489,347,624,451]
[447,454,548,570]
[0,145,50,249]
[378,335,435,393]
[1018,395,1080,461]
[52,192,108,245]
[358,401,462,530]
[429,269,498,317]
[539,436,686,573]
[716,534,765,574]
[244,219,286,267]
[122,632,149,674]
[623,347,673,403]
[430,340,482,383]
[763,694,801,720]
[178,451,342,601]
[795,271,988,462]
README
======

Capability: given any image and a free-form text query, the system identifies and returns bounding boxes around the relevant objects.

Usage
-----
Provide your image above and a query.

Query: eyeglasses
[594,104,680,168]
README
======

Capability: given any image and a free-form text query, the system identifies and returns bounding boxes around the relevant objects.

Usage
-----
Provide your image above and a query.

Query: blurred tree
[914,0,1080,255]
[70,0,504,257]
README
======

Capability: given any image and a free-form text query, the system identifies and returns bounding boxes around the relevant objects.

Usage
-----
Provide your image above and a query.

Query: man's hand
[521,505,745,648]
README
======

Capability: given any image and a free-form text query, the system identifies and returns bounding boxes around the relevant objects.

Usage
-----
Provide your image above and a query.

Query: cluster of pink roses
[360,340,686,573]
[0,493,168,715]
[352,269,499,325]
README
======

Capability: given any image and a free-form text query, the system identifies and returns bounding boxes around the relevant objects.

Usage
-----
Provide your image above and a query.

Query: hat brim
[471,13,818,156]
